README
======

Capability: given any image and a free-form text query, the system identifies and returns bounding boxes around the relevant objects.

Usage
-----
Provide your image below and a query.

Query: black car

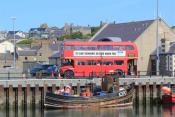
[30,64,56,76]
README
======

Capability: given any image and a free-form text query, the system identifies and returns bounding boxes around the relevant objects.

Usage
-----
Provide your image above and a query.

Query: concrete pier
[0,77,174,108]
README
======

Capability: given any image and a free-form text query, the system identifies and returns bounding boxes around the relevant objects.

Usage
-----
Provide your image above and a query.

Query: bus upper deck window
[103,45,113,50]
[98,45,113,50]
[126,45,134,50]
[65,46,74,50]
[114,46,125,50]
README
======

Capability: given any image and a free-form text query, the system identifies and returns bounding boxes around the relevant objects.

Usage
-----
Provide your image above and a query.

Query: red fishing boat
[162,86,175,104]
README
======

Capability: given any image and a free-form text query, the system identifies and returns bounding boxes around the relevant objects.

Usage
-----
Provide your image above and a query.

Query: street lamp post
[156,0,160,75]
[11,17,16,69]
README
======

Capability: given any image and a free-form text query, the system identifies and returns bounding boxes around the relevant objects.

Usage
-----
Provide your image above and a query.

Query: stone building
[64,23,91,35]
[90,18,175,75]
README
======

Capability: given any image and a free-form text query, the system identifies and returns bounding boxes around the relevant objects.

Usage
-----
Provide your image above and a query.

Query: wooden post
[44,84,48,94]
[60,84,64,90]
[18,85,23,109]
[26,84,32,107]
[77,83,81,95]
[124,82,128,89]
[35,84,40,107]
[0,85,5,109]
[138,83,143,102]
[52,84,56,93]
[153,82,157,99]
[9,85,15,108]
[146,82,150,101]
[159,82,163,100]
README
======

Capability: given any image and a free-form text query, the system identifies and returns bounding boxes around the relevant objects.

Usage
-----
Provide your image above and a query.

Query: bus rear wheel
[115,69,124,77]
[64,70,74,79]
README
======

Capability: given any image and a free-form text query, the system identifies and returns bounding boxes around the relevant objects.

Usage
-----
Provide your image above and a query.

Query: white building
[0,41,23,53]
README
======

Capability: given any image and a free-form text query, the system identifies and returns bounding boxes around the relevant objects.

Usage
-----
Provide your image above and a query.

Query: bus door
[127,59,137,75]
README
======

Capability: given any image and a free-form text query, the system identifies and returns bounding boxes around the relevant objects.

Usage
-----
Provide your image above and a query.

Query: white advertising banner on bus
[73,51,126,57]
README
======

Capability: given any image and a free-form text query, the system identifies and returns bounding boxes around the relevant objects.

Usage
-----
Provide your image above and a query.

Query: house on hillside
[29,27,65,39]
[29,28,49,39]
[7,31,25,39]
[90,18,175,75]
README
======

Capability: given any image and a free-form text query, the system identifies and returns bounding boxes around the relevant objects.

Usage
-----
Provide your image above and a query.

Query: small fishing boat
[44,85,134,109]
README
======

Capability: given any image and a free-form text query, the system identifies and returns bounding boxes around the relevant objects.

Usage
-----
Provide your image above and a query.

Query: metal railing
[0,70,175,80]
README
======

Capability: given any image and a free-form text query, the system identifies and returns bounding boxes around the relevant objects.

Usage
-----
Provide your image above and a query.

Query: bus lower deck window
[114,60,124,65]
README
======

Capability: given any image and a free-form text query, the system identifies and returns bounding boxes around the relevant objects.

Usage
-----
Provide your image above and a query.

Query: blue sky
[0,0,174,31]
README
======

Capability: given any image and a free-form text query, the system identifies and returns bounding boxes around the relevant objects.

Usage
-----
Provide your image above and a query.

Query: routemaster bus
[59,41,138,78]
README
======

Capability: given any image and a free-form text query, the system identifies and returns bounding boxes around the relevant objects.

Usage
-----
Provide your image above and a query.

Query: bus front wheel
[64,70,74,79]
[115,69,124,77]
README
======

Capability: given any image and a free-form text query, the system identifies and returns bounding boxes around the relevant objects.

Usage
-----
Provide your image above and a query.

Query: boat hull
[44,88,134,109]
[162,94,175,104]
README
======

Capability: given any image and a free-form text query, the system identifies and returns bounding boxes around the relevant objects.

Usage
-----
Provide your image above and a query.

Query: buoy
[161,86,171,94]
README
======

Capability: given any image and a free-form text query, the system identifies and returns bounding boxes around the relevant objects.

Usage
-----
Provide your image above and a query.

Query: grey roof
[18,50,37,56]
[0,53,14,60]
[31,45,41,51]
[49,44,60,51]
[92,20,154,41]
[17,44,31,49]
[167,43,175,54]
[49,51,60,59]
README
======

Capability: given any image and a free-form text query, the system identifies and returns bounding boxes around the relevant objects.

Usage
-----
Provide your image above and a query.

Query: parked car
[30,64,58,76]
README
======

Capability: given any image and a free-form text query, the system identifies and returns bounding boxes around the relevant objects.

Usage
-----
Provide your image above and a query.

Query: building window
[161,38,165,43]
[162,45,165,47]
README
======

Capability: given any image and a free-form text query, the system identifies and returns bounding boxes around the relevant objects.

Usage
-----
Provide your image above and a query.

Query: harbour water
[0,101,175,117]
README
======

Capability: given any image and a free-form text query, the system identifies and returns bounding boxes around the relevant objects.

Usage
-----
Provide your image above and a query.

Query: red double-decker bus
[59,41,138,78]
